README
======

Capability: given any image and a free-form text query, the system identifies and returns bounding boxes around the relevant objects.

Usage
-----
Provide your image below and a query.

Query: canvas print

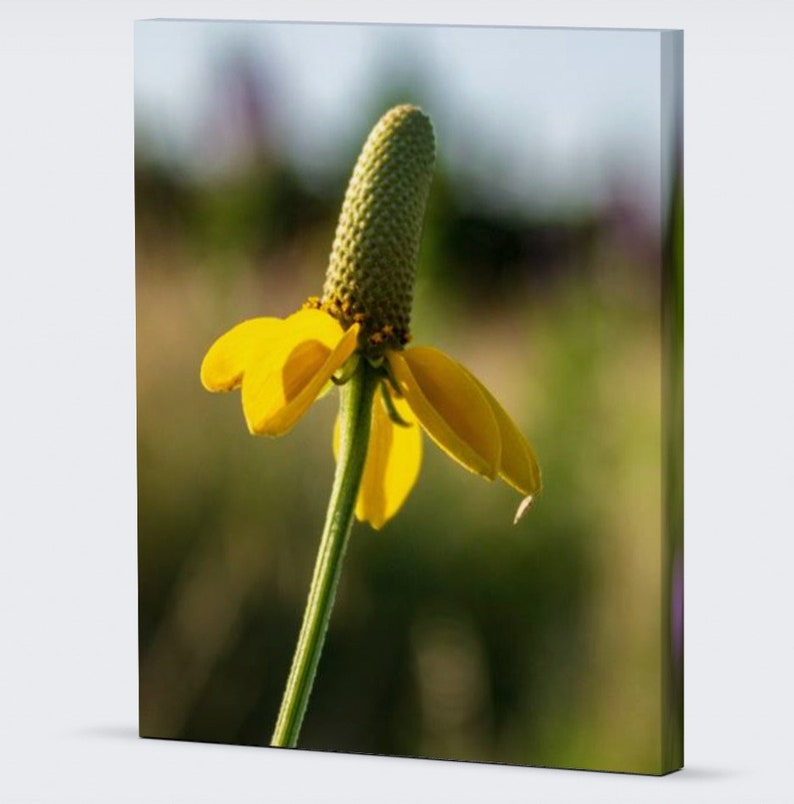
[135,20,683,775]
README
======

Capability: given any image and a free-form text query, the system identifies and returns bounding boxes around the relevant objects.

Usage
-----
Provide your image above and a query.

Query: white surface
[1,1,792,802]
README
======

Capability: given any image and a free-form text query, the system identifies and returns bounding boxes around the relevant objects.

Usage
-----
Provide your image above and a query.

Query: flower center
[321,104,436,357]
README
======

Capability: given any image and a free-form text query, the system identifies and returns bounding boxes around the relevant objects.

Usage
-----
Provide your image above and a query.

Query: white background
[1,2,792,802]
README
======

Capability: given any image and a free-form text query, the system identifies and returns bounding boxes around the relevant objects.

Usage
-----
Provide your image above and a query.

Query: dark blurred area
[136,40,679,774]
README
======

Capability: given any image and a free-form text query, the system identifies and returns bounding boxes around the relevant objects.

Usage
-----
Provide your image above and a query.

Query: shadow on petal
[243,323,359,436]
[389,347,500,481]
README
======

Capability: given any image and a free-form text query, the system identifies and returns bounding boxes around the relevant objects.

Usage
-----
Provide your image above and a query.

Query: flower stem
[271,360,377,748]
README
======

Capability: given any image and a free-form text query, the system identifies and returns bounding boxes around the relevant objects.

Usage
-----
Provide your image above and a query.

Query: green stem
[271,360,377,747]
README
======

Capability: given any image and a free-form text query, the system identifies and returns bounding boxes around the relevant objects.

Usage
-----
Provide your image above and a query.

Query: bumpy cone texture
[323,105,435,351]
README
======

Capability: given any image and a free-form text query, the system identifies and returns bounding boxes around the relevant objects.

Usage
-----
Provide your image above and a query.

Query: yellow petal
[242,309,360,436]
[462,369,541,497]
[200,317,284,392]
[388,347,500,480]
[334,391,423,529]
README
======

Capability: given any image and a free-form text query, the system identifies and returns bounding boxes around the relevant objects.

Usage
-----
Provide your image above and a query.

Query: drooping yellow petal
[461,369,541,497]
[242,309,360,436]
[334,391,422,529]
[200,317,284,392]
[388,347,500,480]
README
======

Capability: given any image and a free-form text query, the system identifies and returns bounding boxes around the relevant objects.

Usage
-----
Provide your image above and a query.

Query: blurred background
[135,20,681,774]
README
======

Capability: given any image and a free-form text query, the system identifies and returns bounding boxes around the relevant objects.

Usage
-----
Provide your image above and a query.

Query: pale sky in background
[135,20,664,220]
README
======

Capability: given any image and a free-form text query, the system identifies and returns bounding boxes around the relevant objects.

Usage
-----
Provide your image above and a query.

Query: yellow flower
[200,105,540,529]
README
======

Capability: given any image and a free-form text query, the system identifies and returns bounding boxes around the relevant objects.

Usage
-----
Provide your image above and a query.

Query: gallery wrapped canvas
[135,19,683,775]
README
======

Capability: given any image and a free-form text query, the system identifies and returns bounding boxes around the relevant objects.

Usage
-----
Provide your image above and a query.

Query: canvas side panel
[660,28,684,775]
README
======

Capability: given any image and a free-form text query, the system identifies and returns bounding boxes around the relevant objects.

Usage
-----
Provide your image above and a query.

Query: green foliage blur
[136,50,678,774]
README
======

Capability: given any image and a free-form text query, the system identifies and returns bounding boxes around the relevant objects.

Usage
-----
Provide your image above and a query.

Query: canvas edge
[660,27,684,776]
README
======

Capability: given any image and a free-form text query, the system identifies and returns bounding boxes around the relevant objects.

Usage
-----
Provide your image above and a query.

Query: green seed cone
[323,105,435,351]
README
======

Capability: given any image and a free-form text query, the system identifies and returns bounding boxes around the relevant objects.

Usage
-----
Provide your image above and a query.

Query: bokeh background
[135,20,682,774]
